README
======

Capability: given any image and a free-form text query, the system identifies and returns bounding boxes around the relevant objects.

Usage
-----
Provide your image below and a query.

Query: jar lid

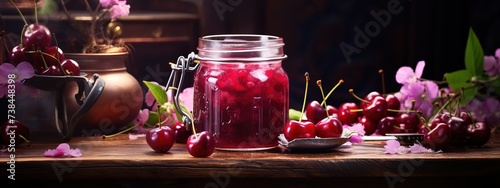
[197,34,287,62]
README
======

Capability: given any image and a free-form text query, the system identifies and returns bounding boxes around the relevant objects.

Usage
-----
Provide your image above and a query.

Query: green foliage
[465,28,485,77]
[143,81,167,105]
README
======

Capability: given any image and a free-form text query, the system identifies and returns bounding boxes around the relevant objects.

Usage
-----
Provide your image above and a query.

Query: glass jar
[193,34,289,151]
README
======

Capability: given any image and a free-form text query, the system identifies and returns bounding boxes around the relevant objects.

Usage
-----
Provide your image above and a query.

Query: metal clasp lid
[164,52,199,130]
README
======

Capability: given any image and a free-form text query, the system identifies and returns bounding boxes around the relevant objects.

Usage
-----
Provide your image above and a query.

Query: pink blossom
[484,49,500,76]
[109,1,130,21]
[349,135,363,144]
[0,62,34,84]
[384,140,409,154]
[0,62,35,98]
[396,60,425,84]
[344,123,366,136]
[409,143,434,153]
[99,0,119,7]
[44,143,82,157]
[179,87,194,112]
[129,133,146,140]
[399,81,439,118]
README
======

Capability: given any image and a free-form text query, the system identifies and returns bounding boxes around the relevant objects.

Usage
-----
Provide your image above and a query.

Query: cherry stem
[8,0,29,26]
[34,0,38,24]
[316,80,330,117]
[18,134,31,146]
[350,109,363,113]
[349,89,369,103]
[378,69,386,95]
[320,79,344,106]
[299,72,310,123]
[102,123,138,139]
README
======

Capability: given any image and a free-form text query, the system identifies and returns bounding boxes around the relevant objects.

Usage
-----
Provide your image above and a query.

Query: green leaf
[289,108,302,121]
[145,111,161,127]
[465,28,485,77]
[143,81,168,105]
[444,70,477,105]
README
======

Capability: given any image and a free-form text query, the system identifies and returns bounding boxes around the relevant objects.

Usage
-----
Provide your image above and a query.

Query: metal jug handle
[62,74,105,141]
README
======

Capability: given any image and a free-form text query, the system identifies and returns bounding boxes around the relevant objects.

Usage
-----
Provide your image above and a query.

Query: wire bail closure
[165,52,199,130]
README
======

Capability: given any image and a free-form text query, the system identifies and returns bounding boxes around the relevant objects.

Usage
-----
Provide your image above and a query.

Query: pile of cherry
[284,73,492,151]
[9,23,80,76]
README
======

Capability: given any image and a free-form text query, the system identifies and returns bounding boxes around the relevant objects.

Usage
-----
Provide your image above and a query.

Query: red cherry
[283,120,316,141]
[9,45,28,65]
[362,96,388,122]
[447,116,467,145]
[465,122,491,147]
[337,102,359,125]
[305,100,327,124]
[39,65,65,76]
[146,126,175,153]
[22,24,52,51]
[326,105,338,116]
[357,116,378,135]
[171,122,192,144]
[376,116,396,135]
[459,111,473,126]
[315,117,343,138]
[45,46,65,62]
[395,113,419,133]
[1,120,30,145]
[385,94,401,117]
[361,91,380,108]
[423,123,452,150]
[186,131,215,157]
[61,59,80,76]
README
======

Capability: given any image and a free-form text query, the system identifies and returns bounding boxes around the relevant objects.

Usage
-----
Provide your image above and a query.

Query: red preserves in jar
[193,34,289,151]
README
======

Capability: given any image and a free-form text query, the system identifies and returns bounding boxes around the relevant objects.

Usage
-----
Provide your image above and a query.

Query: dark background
[2,0,500,117]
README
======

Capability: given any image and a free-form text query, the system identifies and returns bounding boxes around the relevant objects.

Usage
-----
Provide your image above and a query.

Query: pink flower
[396,60,425,84]
[398,81,439,118]
[0,62,34,98]
[409,143,434,153]
[129,133,146,140]
[44,143,82,158]
[179,87,194,113]
[484,49,500,76]
[384,140,409,154]
[109,1,130,21]
[99,0,119,7]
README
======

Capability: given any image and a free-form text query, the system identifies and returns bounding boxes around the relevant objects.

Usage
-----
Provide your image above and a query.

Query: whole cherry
[385,94,401,117]
[362,95,388,122]
[357,116,378,135]
[447,116,467,145]
[22,23,52,51]
[376,116,396,135]
[283,120,316,141]
[305,100,327,124]
[315,117,343,138]
[186,131,215,157]
[146,126,175,153]
[1,120,30,145]
[423,122,452,151]
[465,122,491,147]
[337,102,360,125]
[171,122,192,144]
[61,59,80,76]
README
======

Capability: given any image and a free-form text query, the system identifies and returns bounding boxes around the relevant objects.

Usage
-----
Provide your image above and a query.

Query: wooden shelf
[2,132,500,187]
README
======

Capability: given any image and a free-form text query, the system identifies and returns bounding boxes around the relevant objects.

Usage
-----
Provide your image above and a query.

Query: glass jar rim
[197,34,286,62]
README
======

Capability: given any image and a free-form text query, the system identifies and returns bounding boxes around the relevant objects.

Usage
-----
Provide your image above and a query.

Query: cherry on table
[1,120,30,145]
[465,122,491,147]
[423,122,452,151]
[146,126,175,153]
[362,95,388,122]
[186,131,215,158]
[447,116,467,145]
[171,122,192,144]
[385,94,401,117]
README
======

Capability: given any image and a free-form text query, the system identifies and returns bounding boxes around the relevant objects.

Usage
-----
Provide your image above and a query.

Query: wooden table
[2,132,500,187]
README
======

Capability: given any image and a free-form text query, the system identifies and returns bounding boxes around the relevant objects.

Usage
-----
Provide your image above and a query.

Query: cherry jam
[193,35,289,151]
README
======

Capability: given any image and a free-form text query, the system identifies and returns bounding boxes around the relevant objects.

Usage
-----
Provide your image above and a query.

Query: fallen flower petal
[409,143,435,153]
[129,133,146,140]
[384,140,409,154]
[44,143,82,158]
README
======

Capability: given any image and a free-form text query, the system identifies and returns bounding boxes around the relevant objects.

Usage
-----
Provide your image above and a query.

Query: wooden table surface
[2,132,500,187]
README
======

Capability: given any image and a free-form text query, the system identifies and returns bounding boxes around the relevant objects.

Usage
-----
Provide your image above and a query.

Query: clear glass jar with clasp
[169,34,289,151]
